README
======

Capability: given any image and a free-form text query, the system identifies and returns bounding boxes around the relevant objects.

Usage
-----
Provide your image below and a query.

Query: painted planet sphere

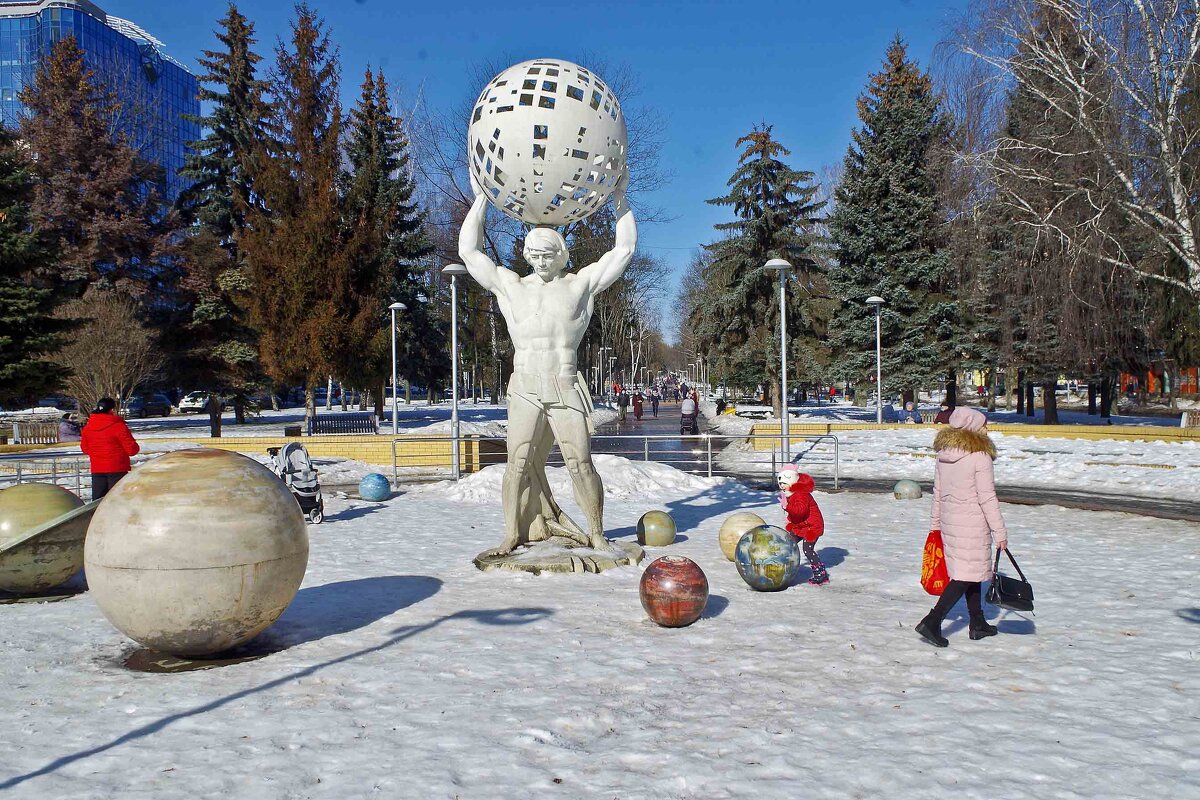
[359,473,391,502]
[636,510,676,547]
[734,525,802,592]
[84,449,309,657]
[718,511,766,561]
[468,58,627,226]
[639,556,708,628]
[893,479,923,500]
[0,483,84,592]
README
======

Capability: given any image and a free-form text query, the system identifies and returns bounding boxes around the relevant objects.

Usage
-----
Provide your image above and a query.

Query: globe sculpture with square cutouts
[467,58,627,227]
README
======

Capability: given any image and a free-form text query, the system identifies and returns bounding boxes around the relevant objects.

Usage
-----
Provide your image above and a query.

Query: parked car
[36,395,76,411]
[123,393,172,418]
[178,391,211,413]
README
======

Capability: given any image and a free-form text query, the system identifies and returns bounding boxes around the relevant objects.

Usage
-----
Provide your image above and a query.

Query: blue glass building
[0,0,198,201]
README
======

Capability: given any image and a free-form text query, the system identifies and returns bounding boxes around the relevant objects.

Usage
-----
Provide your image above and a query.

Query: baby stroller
[680,411,699,435]
[269,443,325,523]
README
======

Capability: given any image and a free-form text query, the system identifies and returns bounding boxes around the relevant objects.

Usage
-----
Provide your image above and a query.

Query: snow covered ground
[704,405,1200,501]
[1,457,1196,799]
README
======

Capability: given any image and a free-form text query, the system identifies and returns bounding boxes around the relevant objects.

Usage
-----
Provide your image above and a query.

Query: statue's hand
[469,170,486,199]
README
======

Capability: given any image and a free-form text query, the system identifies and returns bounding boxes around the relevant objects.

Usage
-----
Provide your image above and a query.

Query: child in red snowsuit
[778,465,828,585]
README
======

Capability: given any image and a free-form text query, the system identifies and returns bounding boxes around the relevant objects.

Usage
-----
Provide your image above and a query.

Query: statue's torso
[496,273,594,378]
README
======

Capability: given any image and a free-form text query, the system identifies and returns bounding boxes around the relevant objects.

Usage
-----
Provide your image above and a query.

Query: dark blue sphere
[359,473,391,502]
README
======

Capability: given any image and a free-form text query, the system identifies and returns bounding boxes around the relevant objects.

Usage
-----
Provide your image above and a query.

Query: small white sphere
[467,58,627,227]
[84,449,309,656]
[719,512,766,561]
[893,479,923,500]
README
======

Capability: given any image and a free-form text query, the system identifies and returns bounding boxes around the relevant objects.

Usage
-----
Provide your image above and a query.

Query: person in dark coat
[632,391,644,420]
[933,402,954,424]
[58,413,82,443]
[80,397,140,499]
[617,389,628,422]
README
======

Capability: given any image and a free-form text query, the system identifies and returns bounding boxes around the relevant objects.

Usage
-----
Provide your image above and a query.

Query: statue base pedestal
[474,539,644,575]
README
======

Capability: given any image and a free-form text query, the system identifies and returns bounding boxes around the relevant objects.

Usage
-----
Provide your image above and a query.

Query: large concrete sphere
[636,510,676,547]
[84,449,309,656]
[468,58,627,226]
[735,525,802,592]
[893,479,923,500]
[719,512,766,561]
[0,483,85,592]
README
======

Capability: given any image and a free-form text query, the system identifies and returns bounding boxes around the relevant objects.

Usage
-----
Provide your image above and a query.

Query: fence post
[706,436,712,478]
[644,437,649,462]
[833,436,840,489]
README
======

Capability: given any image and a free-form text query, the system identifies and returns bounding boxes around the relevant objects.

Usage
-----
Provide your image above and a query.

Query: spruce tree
[336,67,438,415]
[173,3,270,432]
[19,37,176,298]
[239,4,345,421]
[702,125,825,416]
[827,38,954,403]
[0,127,67,406]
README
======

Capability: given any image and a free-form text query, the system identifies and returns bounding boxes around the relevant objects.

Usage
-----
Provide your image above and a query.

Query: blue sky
[108,0,969,293]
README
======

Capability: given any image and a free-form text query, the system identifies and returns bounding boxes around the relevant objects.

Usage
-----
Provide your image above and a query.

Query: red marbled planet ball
[639,556,709,628]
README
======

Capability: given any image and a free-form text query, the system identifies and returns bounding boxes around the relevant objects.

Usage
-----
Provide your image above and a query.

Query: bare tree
[963,0,1200,310]
[54,288,163,414]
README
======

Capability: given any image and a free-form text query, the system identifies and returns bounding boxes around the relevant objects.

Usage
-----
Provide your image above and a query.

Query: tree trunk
[305,385,316,427]
[1016,369,1025,414]
[234,397,246,425]
[340,388,347,411]
[1100,375,1113,419]
[374,389,384,420]
[1087,383,1098,415]
[945,371,957,407]
[1042,381,1058,424]
[404,379,411,405]
[1024,382,1035,418]
[325,376,333,411]
[270,386,280,411]
[206,395,222,438]
[987,368,997,412]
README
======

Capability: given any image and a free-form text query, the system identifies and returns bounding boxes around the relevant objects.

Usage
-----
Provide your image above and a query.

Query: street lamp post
[765,259,793,460]
[443,264,468,480]
[388,302,407,436]
[598,346,612,399]
[866,296,885,424]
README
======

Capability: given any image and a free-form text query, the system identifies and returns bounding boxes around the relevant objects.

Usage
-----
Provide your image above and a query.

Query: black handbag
[987,548,1034,612]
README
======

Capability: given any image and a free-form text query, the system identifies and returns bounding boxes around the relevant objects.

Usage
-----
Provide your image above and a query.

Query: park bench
[307,412,378,436]
[1182,410,1200,429]
[12,421,59,445]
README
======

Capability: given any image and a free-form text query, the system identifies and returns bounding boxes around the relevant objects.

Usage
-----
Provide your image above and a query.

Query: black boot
[969,618,998,640]
[915,616,948,648]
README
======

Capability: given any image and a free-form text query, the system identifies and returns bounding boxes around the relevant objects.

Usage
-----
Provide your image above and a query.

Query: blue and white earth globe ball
[467,58,627,227]
[734,525,802,592]
[893,479,922,500]
[359,473,391,502]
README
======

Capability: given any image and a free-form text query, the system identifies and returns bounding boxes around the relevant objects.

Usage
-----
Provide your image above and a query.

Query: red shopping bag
[921,529,949,595]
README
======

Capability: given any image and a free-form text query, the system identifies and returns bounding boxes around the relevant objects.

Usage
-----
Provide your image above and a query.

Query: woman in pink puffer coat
[915,406,1008,647]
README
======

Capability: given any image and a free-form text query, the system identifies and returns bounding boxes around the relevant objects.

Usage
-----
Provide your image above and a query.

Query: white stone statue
[459,171,637,567]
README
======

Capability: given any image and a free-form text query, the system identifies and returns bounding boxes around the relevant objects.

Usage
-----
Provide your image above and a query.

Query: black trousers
[928,579,984,624]
[91,471,127,500]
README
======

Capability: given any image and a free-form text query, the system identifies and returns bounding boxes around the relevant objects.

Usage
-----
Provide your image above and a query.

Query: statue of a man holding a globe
[459,58,641,572]
[459,173,636,569]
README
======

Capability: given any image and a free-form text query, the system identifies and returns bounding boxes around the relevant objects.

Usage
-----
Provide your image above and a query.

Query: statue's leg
[491,393,546,556]
[546,403,610,552]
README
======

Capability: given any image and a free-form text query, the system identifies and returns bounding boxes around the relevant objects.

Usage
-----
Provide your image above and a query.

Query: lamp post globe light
[442,264,469,480]
[764,258,793,459]
[866,296,885,424]
[388,302,407,436]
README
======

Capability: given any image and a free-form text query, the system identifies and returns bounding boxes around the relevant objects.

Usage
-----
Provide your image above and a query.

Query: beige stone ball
[636,510,677,547]
[84,449,309,656]
[719,512,767,561]
[0,483,85,592]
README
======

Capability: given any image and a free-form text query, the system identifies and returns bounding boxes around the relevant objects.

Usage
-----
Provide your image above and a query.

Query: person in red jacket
[81,397,140,499]
[778,465,828,584]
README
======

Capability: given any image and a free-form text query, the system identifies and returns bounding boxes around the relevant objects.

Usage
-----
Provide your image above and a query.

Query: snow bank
[420,454,726,503]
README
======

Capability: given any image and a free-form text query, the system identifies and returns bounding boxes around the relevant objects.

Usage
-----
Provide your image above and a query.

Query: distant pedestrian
[617,390,628,422]
[899,401,923,424]
[57,413,82,443]
[632,392,644,420]
[933,402,953,425]
[916,407,1008,647]
[650,387,660,417]
[81,398,140,500]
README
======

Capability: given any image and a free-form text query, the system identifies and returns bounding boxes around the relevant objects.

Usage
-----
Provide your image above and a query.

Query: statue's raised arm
[458,181,516,296]
[578,173,637,294]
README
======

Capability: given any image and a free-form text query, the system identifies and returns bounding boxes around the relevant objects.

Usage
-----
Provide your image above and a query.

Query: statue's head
[523,227,569,282]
